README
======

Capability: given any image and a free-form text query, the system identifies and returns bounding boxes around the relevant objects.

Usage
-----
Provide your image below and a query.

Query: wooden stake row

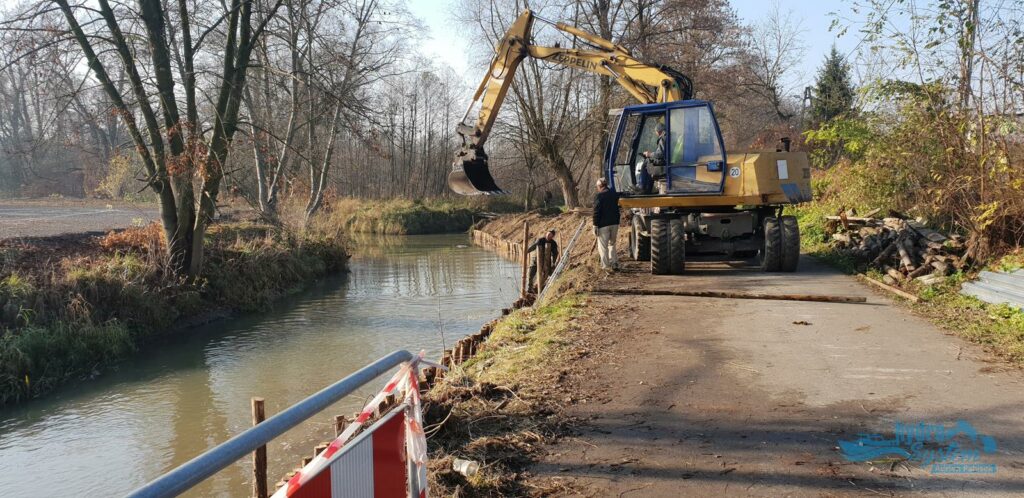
[472,229,528,264]
[434,319,499,381]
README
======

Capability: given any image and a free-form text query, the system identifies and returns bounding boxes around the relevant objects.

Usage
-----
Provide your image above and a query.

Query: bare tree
[745,1,807,123]
[49,0,283,276]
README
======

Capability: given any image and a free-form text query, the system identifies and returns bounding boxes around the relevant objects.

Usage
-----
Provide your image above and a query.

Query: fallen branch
[857,274,921,303]
[591,288,867,304]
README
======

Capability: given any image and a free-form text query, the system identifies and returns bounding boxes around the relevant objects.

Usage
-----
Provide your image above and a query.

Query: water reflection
[0,234,518,497]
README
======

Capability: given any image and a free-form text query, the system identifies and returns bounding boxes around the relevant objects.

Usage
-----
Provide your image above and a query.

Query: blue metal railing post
[126,350,415,498]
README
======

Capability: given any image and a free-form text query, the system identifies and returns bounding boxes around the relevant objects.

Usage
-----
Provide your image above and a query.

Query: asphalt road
[531,257,1024,497]
[0,201,160,239]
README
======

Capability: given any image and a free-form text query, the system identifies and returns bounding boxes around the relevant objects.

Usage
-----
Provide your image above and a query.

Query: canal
[0,234,520,497]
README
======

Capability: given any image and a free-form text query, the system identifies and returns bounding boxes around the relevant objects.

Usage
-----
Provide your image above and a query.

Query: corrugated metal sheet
[960,269,1024,310]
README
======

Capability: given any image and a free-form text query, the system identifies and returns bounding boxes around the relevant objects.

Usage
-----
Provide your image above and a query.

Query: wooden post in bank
[251,397,268,498]
[520,221,530,297]
[536,241,547,293]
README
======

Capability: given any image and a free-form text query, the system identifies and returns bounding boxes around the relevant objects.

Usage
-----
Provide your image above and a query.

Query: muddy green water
[0,234,519,497]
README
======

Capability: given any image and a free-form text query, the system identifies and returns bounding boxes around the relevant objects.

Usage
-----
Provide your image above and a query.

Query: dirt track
[0,200,159,239]
[529,257,1024,497]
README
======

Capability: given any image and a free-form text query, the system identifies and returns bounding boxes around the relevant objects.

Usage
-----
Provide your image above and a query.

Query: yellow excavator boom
[450,9,694,195]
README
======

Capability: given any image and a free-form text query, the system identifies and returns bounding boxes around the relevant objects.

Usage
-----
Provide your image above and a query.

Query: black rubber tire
[650,218,671,275]
[631,216,651,261]
[780,215,800,272]
[760,216,782,272]
[669,218,685,274]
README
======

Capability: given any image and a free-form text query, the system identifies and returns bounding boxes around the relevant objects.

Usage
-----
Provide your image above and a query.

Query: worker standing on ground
[527,229,559,290]
[593,178,621,271]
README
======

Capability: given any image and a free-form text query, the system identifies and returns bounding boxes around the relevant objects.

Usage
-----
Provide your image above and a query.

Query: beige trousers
[597,225,619,269]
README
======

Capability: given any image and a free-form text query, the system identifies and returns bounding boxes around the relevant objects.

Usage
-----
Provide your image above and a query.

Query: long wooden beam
[591,288,867,304]
[857,274,921,303]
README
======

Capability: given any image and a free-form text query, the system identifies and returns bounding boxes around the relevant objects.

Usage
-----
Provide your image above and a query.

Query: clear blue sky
[732,0,859,88]
[408,0,860,91]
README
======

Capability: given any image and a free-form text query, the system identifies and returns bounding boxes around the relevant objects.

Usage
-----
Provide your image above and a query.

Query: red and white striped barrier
[273,352,442,498]
[286,408,407,498]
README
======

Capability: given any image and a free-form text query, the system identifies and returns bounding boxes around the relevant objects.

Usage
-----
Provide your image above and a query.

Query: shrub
[99,222,166,254]
[95,155,156,202]
[804,81,1024,262]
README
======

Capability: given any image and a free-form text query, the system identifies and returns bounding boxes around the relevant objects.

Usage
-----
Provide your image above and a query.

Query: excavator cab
[608,101,727,196]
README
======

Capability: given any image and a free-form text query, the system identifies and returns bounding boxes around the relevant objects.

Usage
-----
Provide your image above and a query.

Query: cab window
[637,115,664,160]
[668,105,722,165]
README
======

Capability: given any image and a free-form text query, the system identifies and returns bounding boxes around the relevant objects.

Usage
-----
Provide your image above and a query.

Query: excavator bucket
[449,151,504,195]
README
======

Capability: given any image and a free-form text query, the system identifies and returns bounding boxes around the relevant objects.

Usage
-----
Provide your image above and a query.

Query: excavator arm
[450,10,694,195]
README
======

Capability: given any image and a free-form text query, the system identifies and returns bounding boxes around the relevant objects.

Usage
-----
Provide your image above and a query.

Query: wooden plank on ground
[591,288,867,304]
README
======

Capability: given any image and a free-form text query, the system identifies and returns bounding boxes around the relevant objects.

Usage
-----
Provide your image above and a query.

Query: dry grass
[317,198,479,235]
[98,222,165,254]
[0,221,348,406]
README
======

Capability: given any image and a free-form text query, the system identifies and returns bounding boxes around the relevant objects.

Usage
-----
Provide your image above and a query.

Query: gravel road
[0,201,160,239]
[530,257,1024,496]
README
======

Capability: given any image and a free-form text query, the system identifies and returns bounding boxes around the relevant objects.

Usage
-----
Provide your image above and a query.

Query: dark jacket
[593,189,620,228]
[526,237,558,266]
[649,135,666,165]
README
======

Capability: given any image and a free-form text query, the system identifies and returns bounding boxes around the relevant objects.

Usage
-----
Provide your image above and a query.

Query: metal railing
[126,349,416,498]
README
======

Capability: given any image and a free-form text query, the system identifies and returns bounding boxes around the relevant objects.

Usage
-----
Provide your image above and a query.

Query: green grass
[460,295,582,385]
[0,322,135,405]
[787,203,861,274]
[908,254,1024,362]
[1,273,34,298]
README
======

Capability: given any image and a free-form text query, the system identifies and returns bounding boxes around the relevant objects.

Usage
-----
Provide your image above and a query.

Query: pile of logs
[826,212,966,287]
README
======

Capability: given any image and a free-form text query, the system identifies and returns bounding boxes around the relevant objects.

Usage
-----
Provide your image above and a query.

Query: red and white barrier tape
[272,351,445,498]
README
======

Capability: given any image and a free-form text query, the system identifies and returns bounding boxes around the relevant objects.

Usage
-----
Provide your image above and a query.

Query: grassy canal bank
[0,197,516,406]
[422,211,605,495]
[0,222,347,405]
[321,197,522,235]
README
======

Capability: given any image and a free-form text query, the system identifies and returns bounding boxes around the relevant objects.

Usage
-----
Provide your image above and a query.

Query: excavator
[450,10,812,275]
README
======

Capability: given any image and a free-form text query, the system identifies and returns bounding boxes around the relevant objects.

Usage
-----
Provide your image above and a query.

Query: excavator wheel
[650,218,671,275]
[669,218,685,274]
[631,216,650,261]
[780,215,800,272]
[760,217,782,272]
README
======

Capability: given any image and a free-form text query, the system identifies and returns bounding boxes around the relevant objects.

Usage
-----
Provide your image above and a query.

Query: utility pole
[800,86,813,129]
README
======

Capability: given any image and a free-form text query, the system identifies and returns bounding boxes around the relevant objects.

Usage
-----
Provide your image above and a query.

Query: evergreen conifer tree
[810,46,855,125]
